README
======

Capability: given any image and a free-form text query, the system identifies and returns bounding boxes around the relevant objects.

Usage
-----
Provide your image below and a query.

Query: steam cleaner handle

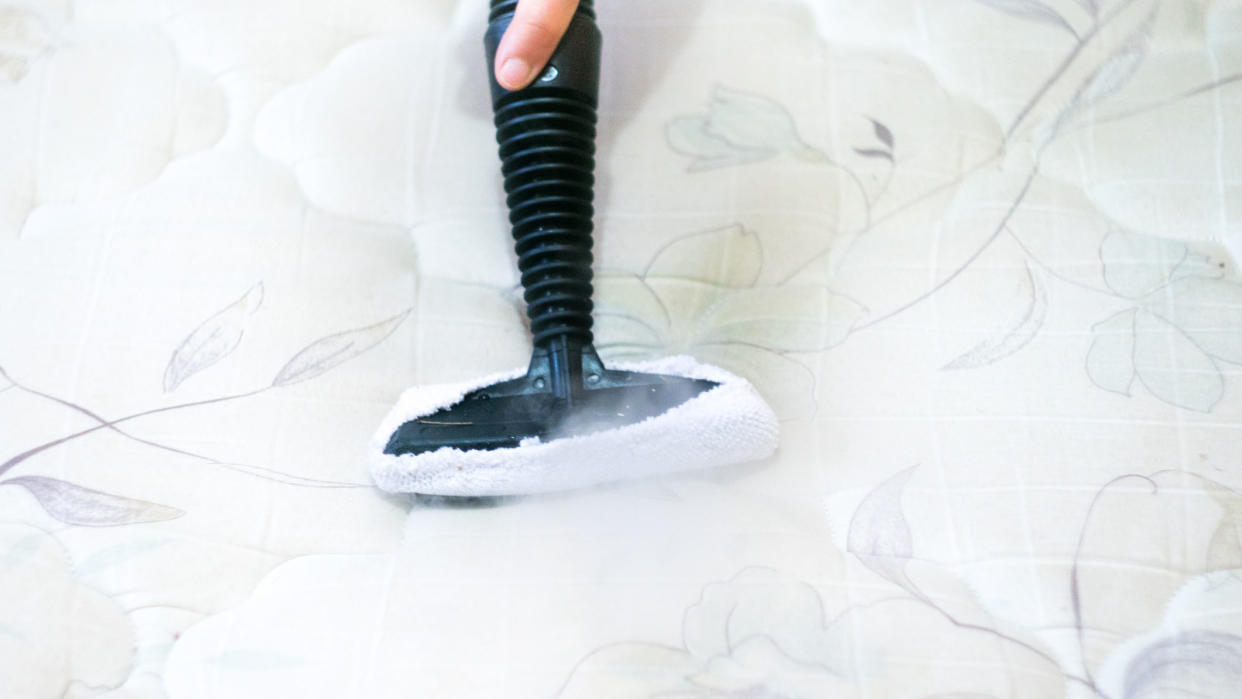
[483,0,602,349]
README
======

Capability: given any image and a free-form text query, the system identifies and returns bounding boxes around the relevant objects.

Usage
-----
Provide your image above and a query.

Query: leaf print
[942,262,1047,370]
[696,343,818,420]
[973,0,1076,36]
[272,309,410,387]
[667,86,824,171]
[1122,631,1242,699]
[1089,230,1240,410]
[853,119,895,161]
[644,224,763,288]
[852,148,894,162]
[871,118,894,150]
[593,276,670,352]
[2,476,184,527]
[681,569,840,673]
[1143,277,1242,365]
[1049,13,1152,137]
[667,115,773,172]
[1132,309,1224,412]
[701,285,865,352]
[705,86,813,154]
[593,225,854,419]
[1073,38,1147,108]
[164,283,264,392]
[847,466,919,591]
[1100,231,1192,299]
[1085,309,1138,395]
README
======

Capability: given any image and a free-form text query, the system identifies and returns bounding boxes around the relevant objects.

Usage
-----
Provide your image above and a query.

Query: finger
[494,0,579,90]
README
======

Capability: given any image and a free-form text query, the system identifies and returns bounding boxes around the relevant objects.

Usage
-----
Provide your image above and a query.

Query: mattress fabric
[1,0,1240,697]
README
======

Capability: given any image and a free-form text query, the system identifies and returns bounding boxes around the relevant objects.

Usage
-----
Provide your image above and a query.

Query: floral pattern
[667,86,827,171]
[558,569,852,698]
[558,469,1242,698]
[1086,231,1241,411]
[0,524,134,698]
[1,282,409,526]
[2,0,1240,697]
[594,224,864,418]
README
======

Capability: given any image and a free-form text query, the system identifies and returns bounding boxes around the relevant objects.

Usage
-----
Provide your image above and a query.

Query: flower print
[0,524,134,698]
[559,566,1064,698]
[667,86,827,171]
[593,225,865,418]
[1085,231,1241,412]
[559,568,850,699]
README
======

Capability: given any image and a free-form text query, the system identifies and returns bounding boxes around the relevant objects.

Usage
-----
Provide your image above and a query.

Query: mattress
[1,0,1240,697]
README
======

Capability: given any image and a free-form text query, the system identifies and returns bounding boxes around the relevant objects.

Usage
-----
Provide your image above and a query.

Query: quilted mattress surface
[1,0,1240,697]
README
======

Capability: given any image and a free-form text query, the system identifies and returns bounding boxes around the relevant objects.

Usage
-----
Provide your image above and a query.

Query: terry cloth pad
[369,355,779,496]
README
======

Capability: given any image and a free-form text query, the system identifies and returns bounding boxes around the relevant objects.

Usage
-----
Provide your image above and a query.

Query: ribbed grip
[493,87,597,347]
[485,0,601,350]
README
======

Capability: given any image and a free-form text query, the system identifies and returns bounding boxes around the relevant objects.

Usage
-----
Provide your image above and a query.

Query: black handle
[485,0,601,350]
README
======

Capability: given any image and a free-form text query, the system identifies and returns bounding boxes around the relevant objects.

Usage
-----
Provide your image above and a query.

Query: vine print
[657,0,1241,413]
[0,283,410,527]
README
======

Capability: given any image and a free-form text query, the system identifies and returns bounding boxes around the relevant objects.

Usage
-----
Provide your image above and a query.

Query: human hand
[493,0,580,90]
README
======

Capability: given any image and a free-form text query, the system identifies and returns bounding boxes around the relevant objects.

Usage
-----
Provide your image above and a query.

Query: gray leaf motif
[164,283,264,392]
[847,466,919,591]
[272,309,410,387]
[973,0,1076,36]
[942,262,1047,370]
[1123,631,1242,699]
[852,148,893,162]
[871,118,894,150]
[853,118,896,161]
[2,476,184,527]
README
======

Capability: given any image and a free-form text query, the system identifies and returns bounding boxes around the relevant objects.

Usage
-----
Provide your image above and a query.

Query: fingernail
[497,57,532,89]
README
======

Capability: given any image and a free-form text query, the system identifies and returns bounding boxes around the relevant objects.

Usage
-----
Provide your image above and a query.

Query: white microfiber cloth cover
[369,355,779,496]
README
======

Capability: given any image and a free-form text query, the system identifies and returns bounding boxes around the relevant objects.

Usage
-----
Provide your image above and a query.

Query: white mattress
[1,0,1240,697]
